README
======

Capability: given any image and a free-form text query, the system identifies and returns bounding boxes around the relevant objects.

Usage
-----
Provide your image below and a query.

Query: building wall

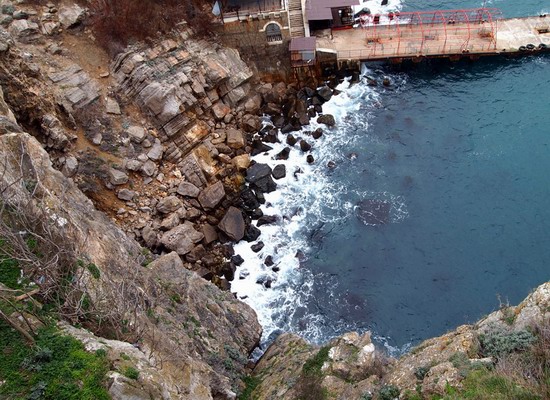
[216,13,292,81]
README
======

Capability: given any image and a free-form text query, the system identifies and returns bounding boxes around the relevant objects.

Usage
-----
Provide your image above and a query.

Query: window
[265,23,283,43]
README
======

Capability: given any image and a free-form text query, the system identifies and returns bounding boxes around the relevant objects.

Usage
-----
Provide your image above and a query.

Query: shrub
[414,366,430,381]
[479,329,535,358]
[123,366,140,380]
[378,384,400,400]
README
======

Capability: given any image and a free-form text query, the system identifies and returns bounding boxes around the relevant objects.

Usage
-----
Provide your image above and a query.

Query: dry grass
[87,0,214,56]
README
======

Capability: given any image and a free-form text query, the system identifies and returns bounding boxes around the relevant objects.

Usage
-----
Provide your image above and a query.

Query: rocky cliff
[247,282,550,399]
[0,86,261,398]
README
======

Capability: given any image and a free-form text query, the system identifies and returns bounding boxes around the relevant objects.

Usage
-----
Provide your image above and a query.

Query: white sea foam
[233,4,407,351]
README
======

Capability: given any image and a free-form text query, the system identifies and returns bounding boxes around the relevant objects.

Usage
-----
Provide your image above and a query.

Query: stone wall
[216,14,292,81]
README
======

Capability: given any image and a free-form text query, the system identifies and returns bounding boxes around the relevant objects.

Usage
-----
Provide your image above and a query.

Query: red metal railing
[359,8,502,59]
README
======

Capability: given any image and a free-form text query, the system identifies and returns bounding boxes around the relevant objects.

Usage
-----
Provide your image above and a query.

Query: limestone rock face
[112,34,253,165]
[0,128,261,399]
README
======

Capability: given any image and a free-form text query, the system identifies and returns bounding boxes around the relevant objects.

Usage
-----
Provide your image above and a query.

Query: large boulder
[218,207,245,241]
[177,181,200,198]
[226,128,245,149]
[246,163,272,183]
[198,181,225,209]
[160,222,204,255]
[58,4,86,28]
[156,195,182,214]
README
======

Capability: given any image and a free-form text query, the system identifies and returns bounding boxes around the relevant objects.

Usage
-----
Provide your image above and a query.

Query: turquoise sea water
[301,0,550,347]
[234,0,550,351]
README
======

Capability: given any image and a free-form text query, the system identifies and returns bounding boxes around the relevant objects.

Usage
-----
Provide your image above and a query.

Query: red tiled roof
[289,37,317,51]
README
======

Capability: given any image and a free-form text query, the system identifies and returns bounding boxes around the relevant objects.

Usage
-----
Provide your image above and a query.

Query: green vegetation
[0,250,21,288]
[122,366,140,380]
[302,346,330,376]
[436,367,540,400]
[0,322,110,399]
[238,375,262,400]
[478,329,535,358]
[378,384,400,400]
[294,346,331,400]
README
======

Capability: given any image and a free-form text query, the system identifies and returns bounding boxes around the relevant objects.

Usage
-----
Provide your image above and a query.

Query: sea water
[233,0,550,352]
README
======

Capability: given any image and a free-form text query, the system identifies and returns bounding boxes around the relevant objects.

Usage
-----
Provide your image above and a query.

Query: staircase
[288,0,305,37]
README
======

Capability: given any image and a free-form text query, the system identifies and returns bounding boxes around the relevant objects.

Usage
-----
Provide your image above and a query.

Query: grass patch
[302,346,330,376]
[0,321,110,399]
[437,367,540,400]
[238,375,262,400]
[122,366,139,380]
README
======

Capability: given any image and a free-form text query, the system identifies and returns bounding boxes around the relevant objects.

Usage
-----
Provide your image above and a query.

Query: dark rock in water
[281,123,300,134]
[257,215,278,227]
[311,96,323,106]
[231,254,244,266]
[221,244,235,258]
[317,114,336,127]
[295,250,306,262]
[246,163,272,183]
[263,131,280,144]
[256,274,269,285]
[255,190,266,204]
[272,115,285,128]
[264,279,272,289]
[366,76,378,86]
[314,105,323,114]
[356,199,391,225]
[244,225,261,242]
[251,241,264,253]
[299,140,312,152]
[264,255,274,267]
[304,87,316,98]
[222,262,236,281]
[312,128,323,139]
[218,206,246,241]
[271,265,280,272]
[293,167,302,179]
[317,86,333,102]
[383,77,391,87]
[251,139,273,156]
[252,175,277,193]
[308,108,317,118]
[298,112,310,126]
[327,160,336,169]
[240,187,260,210]
[276,147,291,160]
[272,164,286,180]
[250,208,264,220]
[286,134,298,146]
[306,155,315,164]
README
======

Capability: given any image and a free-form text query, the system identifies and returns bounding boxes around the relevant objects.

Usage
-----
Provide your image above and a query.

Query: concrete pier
[315,13,550,62]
